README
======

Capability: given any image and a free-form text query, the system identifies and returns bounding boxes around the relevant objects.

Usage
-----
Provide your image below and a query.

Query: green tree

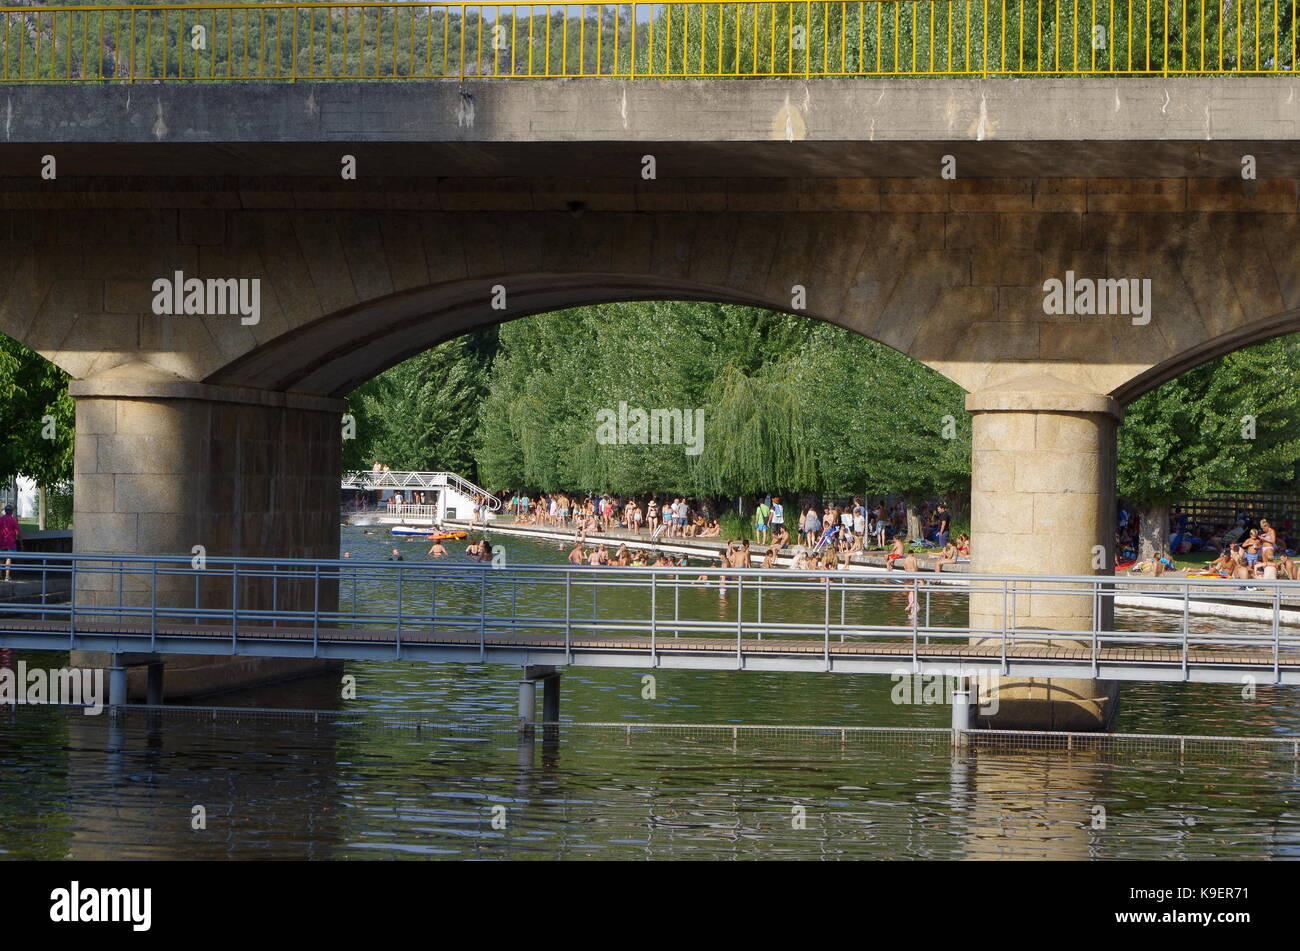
[343,328,498,480]
[1119,336,1300,559]
[0,335,75,526]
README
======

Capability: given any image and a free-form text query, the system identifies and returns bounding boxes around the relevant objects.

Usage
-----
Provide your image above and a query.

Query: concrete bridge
[5,16,1300,724]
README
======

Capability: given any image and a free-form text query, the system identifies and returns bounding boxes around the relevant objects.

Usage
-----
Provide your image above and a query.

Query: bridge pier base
[951,684,972,747]
[68,366,345,699]
[107,657,128,709]
[518,665,559,735]
[146,662,165,706]
[966,377,1122,732]
[542,671,560,725]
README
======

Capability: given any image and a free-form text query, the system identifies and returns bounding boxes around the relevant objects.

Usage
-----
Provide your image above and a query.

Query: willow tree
[695,364,818,499]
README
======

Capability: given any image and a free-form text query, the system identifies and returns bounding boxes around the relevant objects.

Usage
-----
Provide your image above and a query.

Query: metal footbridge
[2,552,1299,685]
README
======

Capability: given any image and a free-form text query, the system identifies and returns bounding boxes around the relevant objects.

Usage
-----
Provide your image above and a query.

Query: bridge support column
[951,682,972,747]
[67,364,345,699]
[542,671,560,725]
[146,662,165,705]
[107,656,128,708]
[518,665,557,734]
[966,375,1121,732]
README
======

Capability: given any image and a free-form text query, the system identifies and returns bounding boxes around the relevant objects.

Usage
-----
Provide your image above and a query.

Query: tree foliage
[1118,337,1300,506]
[342,328,498,480]
[0,334,74,488]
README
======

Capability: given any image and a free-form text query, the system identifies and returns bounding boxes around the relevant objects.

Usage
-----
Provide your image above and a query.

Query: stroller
[812,524,841,554]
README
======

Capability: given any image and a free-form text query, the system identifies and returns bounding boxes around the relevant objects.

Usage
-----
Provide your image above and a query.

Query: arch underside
[204,273,864,397]
[205,269,1300,405]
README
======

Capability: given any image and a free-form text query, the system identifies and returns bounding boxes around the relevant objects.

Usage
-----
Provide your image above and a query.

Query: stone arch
[1111,306,1300,405]
[201,272,863,398]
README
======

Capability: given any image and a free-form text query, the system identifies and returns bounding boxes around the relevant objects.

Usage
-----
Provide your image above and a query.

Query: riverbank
[440,517,1300,628]
[442,516,967,572]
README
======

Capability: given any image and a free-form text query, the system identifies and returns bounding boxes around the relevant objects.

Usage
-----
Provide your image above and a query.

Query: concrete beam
[1,79,1300,178]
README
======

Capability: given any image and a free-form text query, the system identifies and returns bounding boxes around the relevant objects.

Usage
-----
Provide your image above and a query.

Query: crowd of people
[1119,505,1300,582]
[499,491,969,575]
[506,493,725,538]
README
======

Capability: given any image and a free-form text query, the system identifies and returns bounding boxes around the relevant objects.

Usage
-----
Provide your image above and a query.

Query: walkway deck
[3,615,1296,684]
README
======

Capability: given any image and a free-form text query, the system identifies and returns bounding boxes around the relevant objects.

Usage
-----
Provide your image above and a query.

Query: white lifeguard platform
[341,470,499,527]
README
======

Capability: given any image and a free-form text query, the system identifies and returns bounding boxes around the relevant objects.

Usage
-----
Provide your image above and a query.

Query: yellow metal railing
[0,0,1295,81]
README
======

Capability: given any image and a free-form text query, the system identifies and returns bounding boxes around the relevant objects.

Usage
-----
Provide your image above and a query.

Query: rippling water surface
[1,526,1298,859]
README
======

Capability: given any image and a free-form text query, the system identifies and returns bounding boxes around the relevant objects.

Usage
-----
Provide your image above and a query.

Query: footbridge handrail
[3,552,1300,683]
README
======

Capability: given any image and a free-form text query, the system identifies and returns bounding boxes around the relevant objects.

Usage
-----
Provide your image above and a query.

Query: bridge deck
[5,617,1295,684]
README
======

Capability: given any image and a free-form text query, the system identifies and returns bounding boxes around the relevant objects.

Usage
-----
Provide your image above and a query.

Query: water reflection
[1,526,1298,860]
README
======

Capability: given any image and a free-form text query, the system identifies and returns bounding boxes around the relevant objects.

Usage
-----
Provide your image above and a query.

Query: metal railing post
[231,561,239,650]
[312,565,320,657]
[68,558,77,646]
[479,569,487,661]
[395,566,403,657]
[1273,583,1282,682]
[736,574,744,667]
[650,572,657,665]
[1182,579,1190,679]
[1091,579,1099,677]
[565,571,572,663]
[1001,579,1010,674]
[150,559,157,651]
[825,575,832,672]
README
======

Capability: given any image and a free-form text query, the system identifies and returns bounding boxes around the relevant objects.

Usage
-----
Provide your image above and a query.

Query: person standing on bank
[0,504,20,582]
[754,497,771,546]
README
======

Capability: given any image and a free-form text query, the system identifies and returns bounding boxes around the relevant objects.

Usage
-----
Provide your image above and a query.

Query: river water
[1,526,1298,859]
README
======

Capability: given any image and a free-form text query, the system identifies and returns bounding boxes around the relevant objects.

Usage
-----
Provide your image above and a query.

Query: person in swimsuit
[427,541,447,558]
[1243,529,1261,568]
[934,541,958,573]
[736,540,753,568]
[772,524,790,550]
[1260,519,1277,558]
[902,551,921,620]
[886,536,906,568]
[762,546,779,569]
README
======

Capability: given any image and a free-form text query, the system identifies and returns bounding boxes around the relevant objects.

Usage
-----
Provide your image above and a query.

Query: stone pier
[966,374,1121,731]
[68,363,345,700]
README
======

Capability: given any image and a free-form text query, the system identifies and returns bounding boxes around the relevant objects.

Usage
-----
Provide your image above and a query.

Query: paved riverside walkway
[442,517,968,573]
[439,517,1300,627]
